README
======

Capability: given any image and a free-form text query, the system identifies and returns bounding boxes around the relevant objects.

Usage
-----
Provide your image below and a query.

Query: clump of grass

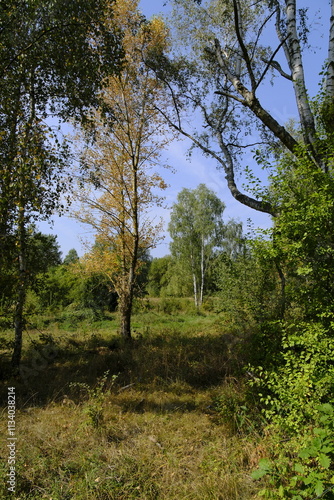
[212,380,266,435]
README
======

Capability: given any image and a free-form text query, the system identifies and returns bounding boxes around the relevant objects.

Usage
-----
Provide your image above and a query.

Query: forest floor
[0,300,269,499]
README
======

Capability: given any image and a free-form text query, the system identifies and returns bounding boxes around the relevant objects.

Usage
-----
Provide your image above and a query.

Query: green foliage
[158,297,183,314]
[0,0,123,124]
[252,404,334,500]
[247,129,334,498]
[168,184,243,306]
[79,273,118,315]
[214,239,282,328]
[0,227,62,310]
[36,265,82,311]
[253,321,334,433]
[27,229,62,273]
[146,255,173,297]
[146,255,194,298]
[35,265,117,317]
[63,248,79,265]
[213,382,264,435]
[0,0,123,367]
[249,147,334,425]
[269,149,334,319]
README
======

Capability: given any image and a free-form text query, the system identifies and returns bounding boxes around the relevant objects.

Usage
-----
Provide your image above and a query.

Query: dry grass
[0,305,266,499]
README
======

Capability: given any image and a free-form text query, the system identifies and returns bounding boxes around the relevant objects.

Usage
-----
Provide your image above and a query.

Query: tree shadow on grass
[0,326,249,409]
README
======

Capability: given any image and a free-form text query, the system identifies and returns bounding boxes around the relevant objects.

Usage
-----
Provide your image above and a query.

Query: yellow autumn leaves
[73,0,172,337]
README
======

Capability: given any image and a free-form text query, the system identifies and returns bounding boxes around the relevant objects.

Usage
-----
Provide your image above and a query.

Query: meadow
[0,299,269,499]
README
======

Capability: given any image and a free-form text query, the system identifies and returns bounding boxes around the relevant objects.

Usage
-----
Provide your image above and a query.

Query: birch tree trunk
[284,0,317,151]
[192,273,199,308]
[191,250,199,307]
[199,235,205,307]
[325,0,334,100]
[11,208,26,369]
[154,0,334,215]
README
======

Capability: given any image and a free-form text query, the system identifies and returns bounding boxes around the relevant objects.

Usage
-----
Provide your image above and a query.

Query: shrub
[252,404,334,499]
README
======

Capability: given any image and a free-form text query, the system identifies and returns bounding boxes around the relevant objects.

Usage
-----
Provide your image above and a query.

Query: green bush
[252,404,334,499]
[252,321,334,433]
[57,307,97,329]
[159,297,182,314]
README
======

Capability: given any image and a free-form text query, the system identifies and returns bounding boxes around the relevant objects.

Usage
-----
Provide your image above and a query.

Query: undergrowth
[0,302,265,499]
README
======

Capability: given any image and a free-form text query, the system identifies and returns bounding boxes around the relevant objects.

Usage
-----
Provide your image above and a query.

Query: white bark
[213,37,299,156]
[325,0,334,99]
[284,0,317,150]
[200,235,205,307]
[155,97,276,215]
[190,250,198,307]
[193,272,198,308]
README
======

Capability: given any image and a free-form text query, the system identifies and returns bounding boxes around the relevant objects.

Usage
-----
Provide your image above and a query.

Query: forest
[1,0,334,498]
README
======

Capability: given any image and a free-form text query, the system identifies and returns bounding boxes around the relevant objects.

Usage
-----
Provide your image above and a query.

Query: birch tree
[0,0,123,369]
[168,184,232,307]
[75,0,172,339]
[148,0,334,215]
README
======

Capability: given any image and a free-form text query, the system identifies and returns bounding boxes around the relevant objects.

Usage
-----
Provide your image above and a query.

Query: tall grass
[0,300,265,499]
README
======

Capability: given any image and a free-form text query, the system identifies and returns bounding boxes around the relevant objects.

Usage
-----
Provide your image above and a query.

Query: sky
[39,0,330,259]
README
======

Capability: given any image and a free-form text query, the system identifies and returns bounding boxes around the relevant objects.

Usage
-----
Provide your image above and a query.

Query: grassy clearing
[0,301,267,499]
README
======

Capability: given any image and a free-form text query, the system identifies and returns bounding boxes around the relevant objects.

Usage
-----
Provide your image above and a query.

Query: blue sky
[39,0,329,259]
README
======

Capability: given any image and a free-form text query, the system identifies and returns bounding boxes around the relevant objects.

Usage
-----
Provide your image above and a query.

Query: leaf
[251,468,269,480]
[296,266,312,276]
[251,458,272,480]
[314,480,324,497]
[258,458,272,470]
[319,403,334,415]
[294,463,305,474]
[299,448,311,459]
[278,484,285,497]
[314,428,327,437]
[319,454,331,469]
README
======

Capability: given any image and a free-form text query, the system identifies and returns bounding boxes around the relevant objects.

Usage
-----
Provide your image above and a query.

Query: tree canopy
[168,184,241,306]
[0,0,124,368]
[75,0,172,339]
[148,0,334,215]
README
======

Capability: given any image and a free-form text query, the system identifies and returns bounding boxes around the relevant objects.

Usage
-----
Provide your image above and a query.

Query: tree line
[0,183,244,318]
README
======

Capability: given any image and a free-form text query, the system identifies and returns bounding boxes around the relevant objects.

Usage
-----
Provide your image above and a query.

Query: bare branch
[250,9,277,62]
[233,0,257,91]
[154,102,275,216]
[260,56,292,82]
[213,38,299,155]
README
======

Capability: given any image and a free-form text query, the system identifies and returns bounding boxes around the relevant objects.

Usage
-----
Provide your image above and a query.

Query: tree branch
[233,0,257,91]
[260,56,292,82]
[213,37,299,155]
[154,102,275,216]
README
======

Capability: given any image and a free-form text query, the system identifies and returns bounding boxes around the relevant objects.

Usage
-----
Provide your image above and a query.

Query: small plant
[70,370,118,428]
